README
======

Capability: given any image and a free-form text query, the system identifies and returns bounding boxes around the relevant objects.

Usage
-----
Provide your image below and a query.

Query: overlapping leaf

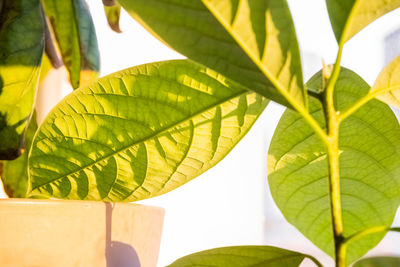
[167,246,321,267]
[326,0,400,43]
[42,0,100,88]
[28,60,268,201]
[118,0,305,108]
[268,68,400,264]
[0,0,44,159]
[1,112,38,198]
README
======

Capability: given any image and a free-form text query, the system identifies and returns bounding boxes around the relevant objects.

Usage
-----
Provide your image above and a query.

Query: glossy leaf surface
[118,0,305,108]
[167,246,319,267]
[326,0,400,43]
[28,60,268,201]
[1,113,38,198]
[371,54,400,108]
[353,256,400,267]
[268,68,400,264]
[42,0,100,88]
[0,0,44,159]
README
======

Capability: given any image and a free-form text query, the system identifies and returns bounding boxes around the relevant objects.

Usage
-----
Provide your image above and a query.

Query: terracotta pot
[0,198,164,267]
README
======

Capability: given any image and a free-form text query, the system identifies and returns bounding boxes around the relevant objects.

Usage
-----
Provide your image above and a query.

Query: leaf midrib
[31,89,249,191]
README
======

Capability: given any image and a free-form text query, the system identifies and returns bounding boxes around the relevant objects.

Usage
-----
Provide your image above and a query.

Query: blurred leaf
[104,3,122,33]
[167,246,321,267]
[268,68,400,265]
[370,54,400,108]
[326,0,400,43]
[1,112,38,198]
[353,256,400,267]
[0,0,44,160]
[28,60,268,201]
[118,0,305,109]
[42,0,100,89]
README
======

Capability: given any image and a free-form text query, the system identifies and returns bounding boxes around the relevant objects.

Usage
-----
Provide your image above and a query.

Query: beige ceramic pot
[0,198,164,267]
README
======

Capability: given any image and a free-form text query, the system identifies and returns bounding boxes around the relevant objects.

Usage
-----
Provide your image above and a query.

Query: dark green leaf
[42,0,100,88]
[0,0,44,160]
[1,112,38,198]
[28,60,268,201]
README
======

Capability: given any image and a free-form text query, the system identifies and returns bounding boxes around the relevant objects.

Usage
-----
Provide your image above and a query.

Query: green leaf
[28,60,268,201]
[1,112,38,198]
[353,257,400,267]
[167,246,321,267]
[104,3,122,33]
[42,0,100,88]
[370,54,400,108]
[118,0,305,109]
[268,68,400,264]
[0,0,44,160]
[326,0,400,43]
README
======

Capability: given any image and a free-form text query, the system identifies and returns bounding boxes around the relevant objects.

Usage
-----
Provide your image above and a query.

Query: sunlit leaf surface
[29,60,268,201]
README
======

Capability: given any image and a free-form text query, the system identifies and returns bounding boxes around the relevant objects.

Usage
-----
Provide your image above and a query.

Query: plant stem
[323,57,345,267]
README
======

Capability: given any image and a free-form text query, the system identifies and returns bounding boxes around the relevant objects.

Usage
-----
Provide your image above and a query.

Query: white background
[1,1,400,266]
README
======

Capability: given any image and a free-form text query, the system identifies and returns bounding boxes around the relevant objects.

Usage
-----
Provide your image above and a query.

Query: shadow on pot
[105,203,141,267]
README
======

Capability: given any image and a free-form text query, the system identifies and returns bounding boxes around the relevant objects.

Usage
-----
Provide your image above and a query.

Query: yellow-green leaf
[28,60,268,201]
[118,0,305,109]
[326,0,400,43]
[0,0,44,159]
[104,3,122,33]
[370,54,400,108]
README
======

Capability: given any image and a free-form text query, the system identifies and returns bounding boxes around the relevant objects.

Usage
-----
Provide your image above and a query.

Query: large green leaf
[326,0,400,43]
[118,0,305,109]
[370,54,400,108]
[167,246,321,267]
[0,0,44,159]
[353,256,400,267]
[41,0,100,89]
[28,60,268,201]
[1,112,38,198]
[268,68,400,264]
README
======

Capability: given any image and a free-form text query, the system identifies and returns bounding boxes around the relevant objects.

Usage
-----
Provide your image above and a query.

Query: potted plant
[2,0,400,267]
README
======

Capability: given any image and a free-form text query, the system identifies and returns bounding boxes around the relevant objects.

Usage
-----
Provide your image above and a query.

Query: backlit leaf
[268,68,400,265]
[0,0,44,159]
[104,3,122,33]
[326,0,400,43]
[28,60,268,201]
[167,246,321,267]
[370,54,400,108]
[118,0,305,109]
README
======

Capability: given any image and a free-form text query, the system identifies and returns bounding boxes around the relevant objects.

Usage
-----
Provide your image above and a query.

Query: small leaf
[167,246,320,267]
[353,257,400,267]
[326,0,400,43]
[370,54,400,108]
[118,0,306,109]
[42,0,100,88]
[28,60,268,201]
[1,112,38,198]
[268,68,400,265]
[0,0,44,159]
[104,3,122,33]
